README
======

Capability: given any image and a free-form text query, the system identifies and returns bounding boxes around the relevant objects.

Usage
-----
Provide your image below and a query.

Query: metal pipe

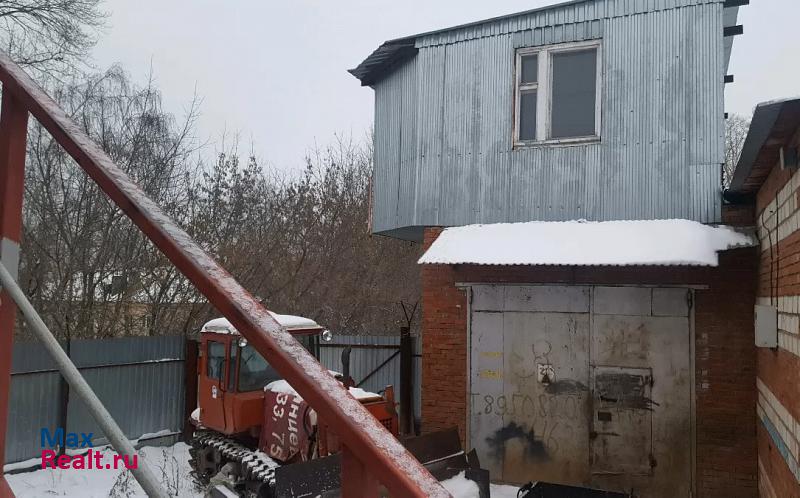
[0,262,169,498]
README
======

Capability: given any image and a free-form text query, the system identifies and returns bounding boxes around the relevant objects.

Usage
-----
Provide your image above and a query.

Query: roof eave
[348,40,417,87]
[727,98,800,196]
[348,0,596,86]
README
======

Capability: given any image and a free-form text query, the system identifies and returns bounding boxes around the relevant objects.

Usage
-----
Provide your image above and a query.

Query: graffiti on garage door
[468,285,691,497]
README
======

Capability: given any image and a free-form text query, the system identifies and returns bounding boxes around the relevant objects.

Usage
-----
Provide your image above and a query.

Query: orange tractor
[188,313,424,497]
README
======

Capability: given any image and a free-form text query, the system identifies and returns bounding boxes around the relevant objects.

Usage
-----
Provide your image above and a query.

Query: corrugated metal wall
[372,0,726,239]
[318,335,421,423]
[5,336,185,464]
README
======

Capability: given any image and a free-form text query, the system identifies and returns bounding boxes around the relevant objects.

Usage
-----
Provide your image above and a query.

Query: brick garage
[420,227,758,497]
[727,98,800,497]
[353,0,759,494]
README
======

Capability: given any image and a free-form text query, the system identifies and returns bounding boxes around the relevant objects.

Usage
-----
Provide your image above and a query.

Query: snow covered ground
[6,443,203,498]
[6,442,521,497]
[490,483,522,498]
[441,471,521,498]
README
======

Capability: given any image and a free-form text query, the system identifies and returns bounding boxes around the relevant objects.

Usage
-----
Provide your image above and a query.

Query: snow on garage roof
[418,219,756,267]
[202,312,321,334]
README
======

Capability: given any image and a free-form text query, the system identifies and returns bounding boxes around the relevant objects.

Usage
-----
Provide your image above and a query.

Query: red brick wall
[693,249,759,497]
[722,203,756,226]
[420,227,469,442]
[420,227,758,497]
[758,424,799,498]
[753,127,800,497]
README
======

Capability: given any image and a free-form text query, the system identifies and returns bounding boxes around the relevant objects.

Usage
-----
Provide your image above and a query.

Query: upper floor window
[514,41,601,145]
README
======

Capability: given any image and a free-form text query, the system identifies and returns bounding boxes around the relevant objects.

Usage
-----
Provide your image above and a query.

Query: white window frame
[513,40,602,147]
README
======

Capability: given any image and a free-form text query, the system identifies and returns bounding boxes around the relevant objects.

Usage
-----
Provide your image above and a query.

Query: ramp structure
[0,52,446,498]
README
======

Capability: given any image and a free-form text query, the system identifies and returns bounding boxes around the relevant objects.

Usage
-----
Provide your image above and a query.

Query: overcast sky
[92,1,799,173]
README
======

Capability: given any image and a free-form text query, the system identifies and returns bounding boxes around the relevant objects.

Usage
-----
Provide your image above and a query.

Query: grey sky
[92,1,798,173]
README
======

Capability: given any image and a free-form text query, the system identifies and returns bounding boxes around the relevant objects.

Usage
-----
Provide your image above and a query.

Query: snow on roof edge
[202,312,322,335]
[418,219,757,268]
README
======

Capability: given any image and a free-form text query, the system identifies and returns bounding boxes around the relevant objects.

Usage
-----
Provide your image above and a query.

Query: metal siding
[5,336,186,464]
[371,1,725,237]
[398,58,419,226]
[374,58,420,233]
[476,35,514,224]
[373,70,399,233]
[414,46,446,226]
[439,39,479,226]
[597,4,723,222]
[6,371,60,464]
[414,0,718,48]
[68,361,185,448]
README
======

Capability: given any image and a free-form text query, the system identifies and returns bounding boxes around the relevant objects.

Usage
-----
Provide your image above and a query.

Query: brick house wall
[420,227,758,497]
[753,128,800,497]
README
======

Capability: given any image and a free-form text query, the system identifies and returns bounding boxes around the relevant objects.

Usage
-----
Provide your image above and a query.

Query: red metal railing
[0,51,448,497]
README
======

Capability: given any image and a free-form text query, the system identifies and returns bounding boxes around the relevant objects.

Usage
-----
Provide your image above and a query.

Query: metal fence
[318,334,421,425]
[5,335,186,465]
[5,333,420,465]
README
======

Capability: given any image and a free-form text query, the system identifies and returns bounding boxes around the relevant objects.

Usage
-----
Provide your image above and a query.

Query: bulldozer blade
[273,454,341,498]
[466,448,482,470]
[272,427,491,497]
[423,452,471,481]
[465,468,490,498]
[402,428,480,480]
[402,428,490,497]
[402,427,463,465]
[517,481,634,498]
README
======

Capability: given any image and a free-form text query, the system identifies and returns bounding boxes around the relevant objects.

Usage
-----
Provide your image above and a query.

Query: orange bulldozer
[188,313,487,498]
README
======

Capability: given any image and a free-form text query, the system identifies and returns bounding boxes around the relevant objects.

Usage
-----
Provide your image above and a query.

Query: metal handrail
[0,262,169,497]
[0,51,447,497]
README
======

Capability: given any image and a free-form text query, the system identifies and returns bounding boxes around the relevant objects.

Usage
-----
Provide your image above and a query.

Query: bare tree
[187,137,421,335]
[0,0,107,78]
[18,70,420,340]
[19,66,202,341]
[724,113,751,189]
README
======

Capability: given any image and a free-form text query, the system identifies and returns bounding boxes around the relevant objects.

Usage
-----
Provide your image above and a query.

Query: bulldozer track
[191,430,278,488]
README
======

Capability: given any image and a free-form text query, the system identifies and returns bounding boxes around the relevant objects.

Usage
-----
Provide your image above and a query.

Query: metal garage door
[469,285,692,497]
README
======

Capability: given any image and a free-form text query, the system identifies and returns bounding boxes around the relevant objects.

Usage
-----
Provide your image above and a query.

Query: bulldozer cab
[197,314,326,435]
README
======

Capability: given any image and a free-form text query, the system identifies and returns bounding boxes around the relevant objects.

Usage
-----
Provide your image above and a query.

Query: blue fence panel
[5,335,186,465]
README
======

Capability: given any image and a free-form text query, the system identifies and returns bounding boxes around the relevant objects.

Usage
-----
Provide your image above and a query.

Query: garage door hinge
[686,290,693,310]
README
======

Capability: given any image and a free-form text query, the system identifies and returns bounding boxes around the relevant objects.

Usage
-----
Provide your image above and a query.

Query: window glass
[298,334,319,359]
[550,49,597,138]
[520,55,538,84]
[238,344,281,392]
[519,91,537,141]
[207,341,225,382]
[237,335,318,392]
[228,345,238,391]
